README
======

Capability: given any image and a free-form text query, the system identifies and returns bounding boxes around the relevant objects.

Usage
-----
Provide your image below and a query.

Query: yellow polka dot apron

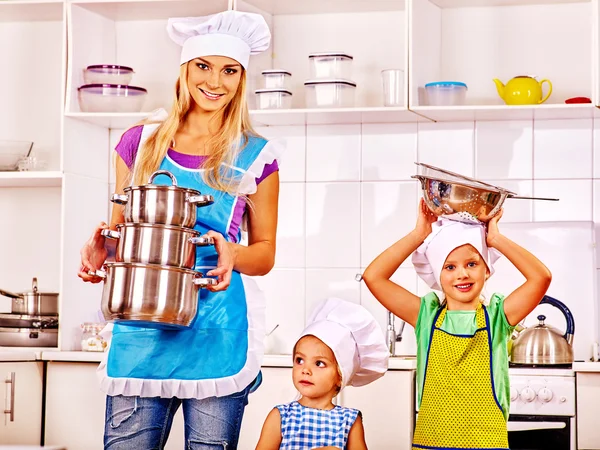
[412,304,509,450]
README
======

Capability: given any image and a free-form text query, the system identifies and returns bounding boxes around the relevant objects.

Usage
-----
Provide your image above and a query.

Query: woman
[78,10,282,449]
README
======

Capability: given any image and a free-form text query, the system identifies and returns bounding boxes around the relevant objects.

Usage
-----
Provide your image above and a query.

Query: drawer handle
[4,372,15,422]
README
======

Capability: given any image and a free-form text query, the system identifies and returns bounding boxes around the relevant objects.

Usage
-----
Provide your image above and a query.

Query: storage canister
[304,79,356,108]
[255,89,292,110]
[424,81,467,106]
[308,52,353,79]
[261,70,292,89]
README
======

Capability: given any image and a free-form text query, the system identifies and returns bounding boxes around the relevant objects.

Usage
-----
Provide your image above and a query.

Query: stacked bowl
[304,52,357,108]
[97,170,217,329]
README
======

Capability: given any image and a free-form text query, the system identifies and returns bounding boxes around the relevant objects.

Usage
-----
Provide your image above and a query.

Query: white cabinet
[339,370,415,449]
[576,372,600,449]
[0,361,44,445]
[44,362,186,450]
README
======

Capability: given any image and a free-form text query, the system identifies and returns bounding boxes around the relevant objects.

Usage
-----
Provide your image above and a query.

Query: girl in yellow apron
[362,201,552,450]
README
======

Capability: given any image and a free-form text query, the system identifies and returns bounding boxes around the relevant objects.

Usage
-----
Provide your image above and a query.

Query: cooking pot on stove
[0,277,59,316]
[510,295,574,365]
[111,170,214,228]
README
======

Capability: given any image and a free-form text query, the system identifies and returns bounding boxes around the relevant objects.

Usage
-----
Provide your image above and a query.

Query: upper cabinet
[410,0,598,121]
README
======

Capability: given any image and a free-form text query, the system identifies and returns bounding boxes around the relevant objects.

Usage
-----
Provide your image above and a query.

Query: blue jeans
[103,384,251,450]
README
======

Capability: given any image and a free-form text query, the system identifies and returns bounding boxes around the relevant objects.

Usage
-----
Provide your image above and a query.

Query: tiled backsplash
[253,119,600,359]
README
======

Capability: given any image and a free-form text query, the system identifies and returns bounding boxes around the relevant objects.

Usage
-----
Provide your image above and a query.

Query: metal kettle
[510,295,574,365]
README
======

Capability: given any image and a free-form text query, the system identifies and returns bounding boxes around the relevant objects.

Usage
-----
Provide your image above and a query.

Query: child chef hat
[412,218,501,291]
[167,11,271,69]
[300,298,389,391]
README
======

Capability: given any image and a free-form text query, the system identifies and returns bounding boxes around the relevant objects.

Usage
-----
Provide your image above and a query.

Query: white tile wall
[257,119,599,358]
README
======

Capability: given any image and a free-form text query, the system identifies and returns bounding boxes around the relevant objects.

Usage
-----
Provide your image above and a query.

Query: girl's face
[292,335,342,401]
[186,55,243,113]
[440,244,489,309]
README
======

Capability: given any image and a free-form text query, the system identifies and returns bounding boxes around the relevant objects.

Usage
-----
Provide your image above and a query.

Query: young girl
[255,298,389,450]
[363,200,552,449]
[77,11,282,449]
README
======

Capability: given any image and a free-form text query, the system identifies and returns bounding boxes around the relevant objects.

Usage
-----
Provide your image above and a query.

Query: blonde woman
[78,11,282,449]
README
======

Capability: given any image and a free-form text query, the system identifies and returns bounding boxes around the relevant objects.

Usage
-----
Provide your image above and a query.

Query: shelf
[70,0,229,21]
[65,112,150,129]
[0,0,63,21]
[410,104,600,122]
[0,171,63,187]
[430,0,589,7]
[234,0,404,14]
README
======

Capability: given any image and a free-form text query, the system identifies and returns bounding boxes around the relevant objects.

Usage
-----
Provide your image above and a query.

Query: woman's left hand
[204,230,237,292]
[486,208,504,248]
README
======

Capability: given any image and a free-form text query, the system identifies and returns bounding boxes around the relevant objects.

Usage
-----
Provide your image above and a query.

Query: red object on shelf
[565,97,592,104]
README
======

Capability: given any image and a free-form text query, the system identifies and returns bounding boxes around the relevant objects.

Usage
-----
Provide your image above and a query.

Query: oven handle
[508,421,566,432]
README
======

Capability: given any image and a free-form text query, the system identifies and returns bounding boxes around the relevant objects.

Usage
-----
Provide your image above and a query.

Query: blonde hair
[131,62,258,194]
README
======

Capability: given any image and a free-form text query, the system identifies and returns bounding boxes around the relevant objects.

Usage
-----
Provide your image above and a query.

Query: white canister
[255,89,293,110]
[308,52,353,80]
[261,70,292,89]
[304,79,357,108]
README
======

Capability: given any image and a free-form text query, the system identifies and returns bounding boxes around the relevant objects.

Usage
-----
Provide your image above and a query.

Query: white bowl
[83,65,134,85]
[78,84,147,113]
[304,79,356,108]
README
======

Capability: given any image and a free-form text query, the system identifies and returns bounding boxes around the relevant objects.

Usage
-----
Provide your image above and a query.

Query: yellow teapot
[493,76,552,105]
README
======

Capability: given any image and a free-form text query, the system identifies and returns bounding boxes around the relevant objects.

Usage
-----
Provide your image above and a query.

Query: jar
[81,322,107,352]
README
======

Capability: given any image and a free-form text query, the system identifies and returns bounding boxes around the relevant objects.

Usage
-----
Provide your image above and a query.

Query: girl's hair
[131,61,258,194]
[293,335,343,393]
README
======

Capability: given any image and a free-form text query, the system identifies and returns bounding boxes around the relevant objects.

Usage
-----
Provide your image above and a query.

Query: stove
[508,366,575,450]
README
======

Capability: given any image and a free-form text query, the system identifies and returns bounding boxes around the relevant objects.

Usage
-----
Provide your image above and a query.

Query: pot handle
[540,295,575,345]
[0,288,22,299]
[87,269,107,279]
[188,194,214,207]
[101,229,121,240]
[111,194,129,205]
[193,277,218,288]
[188,236,215,247]
[148,170,177,186]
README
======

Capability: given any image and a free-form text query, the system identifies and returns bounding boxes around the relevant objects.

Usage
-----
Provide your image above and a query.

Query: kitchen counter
[0,349,41,362]
[573,361,600,372]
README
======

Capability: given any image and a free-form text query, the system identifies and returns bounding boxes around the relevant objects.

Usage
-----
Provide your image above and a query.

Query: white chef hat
[167,11,271,69]
[412,218,501,292]
[299,298,389,391]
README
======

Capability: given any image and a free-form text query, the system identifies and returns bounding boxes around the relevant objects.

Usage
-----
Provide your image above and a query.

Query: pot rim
[116,223,201,235]
[123,184,201,196]
[105,262,203,275]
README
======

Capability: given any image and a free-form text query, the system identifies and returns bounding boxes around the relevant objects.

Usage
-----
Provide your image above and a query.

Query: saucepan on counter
[0,277,59,316]
[101,223,214,269]
[111,170,214,228]
[93,263,217,329]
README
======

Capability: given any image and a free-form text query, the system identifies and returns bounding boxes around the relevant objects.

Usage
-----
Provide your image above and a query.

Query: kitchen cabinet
[0,361,44,445]
[576,372,600,449]
[44,361,187,450]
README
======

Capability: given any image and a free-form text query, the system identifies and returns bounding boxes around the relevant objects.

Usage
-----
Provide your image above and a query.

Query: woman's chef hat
[167,11,271,69]
[412,218,501,291]
[299,298,389,391]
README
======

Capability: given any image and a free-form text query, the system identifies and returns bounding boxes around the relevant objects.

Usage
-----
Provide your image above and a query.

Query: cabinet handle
[4,372,15,422]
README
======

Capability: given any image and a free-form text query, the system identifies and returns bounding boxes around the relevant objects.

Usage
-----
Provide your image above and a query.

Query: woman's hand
[414,198,438,240]
[205,230,237,292]
[78,222,109,283]
[486,208,504,248]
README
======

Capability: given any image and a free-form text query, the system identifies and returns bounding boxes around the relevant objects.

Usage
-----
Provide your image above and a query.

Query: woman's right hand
[78,221,109,283]
[414,198,438,239]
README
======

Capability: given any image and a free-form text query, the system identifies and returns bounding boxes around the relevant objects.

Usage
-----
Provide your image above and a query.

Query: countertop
[1,349,418,370]
[573,361,600,372]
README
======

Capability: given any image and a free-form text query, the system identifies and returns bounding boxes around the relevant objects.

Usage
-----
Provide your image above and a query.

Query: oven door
[508,415,574,450]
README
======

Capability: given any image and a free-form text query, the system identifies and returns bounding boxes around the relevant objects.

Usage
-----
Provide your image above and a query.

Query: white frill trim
[97,275,266,399]
[237,138,286,196]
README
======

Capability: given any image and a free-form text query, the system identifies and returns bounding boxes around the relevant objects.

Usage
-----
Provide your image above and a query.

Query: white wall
[254,118,600,361]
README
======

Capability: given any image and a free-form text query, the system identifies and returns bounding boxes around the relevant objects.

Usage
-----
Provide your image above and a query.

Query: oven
[508,368,576,450]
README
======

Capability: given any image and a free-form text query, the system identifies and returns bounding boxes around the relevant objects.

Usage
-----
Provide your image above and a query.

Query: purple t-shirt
[115,125,278,242]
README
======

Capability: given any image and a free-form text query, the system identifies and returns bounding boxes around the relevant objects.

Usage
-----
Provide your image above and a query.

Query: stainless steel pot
[412,162,558,222]
[96,262,217,328]
[111,170,214,228]
[0,278,59,316]
[102,224,214,269]
[510,296,575,366]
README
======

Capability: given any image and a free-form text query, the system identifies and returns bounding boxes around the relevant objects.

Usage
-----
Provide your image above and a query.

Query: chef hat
[412,218,501,292]
[299,298,389,391]
[167,11,271,69]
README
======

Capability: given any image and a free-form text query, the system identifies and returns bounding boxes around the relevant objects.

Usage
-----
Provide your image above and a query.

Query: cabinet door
[577,373,600,449]
[238,367,298,449]
[339,370,415,450]
[0,361,43,445]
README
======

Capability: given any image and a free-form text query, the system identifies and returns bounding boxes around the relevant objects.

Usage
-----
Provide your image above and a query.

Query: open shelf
[0,0,63,21]
[0,171,63,187]
[430,0,589,7]
[234,0,403,14]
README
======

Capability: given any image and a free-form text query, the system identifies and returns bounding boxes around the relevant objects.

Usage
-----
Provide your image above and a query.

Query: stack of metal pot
[97,170,217,329]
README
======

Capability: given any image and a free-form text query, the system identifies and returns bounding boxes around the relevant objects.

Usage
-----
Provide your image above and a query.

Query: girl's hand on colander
[414,198,438,240]
[486,209,504,248]
[205,230,236,292]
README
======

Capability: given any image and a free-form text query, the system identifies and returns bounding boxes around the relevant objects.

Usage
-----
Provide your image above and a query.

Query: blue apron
[100,124,272,399]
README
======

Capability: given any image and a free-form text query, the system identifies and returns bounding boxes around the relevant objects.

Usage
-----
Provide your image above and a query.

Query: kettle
[510,295,574,365]
[493,76,552,105]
